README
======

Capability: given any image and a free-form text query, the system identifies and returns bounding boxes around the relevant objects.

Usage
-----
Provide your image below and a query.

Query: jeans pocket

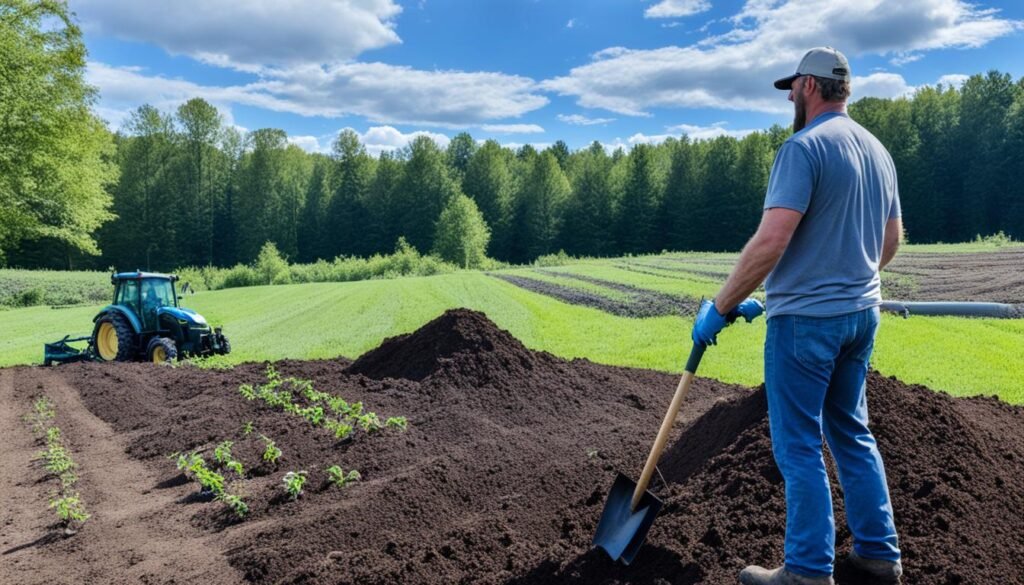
[793,315,844,369]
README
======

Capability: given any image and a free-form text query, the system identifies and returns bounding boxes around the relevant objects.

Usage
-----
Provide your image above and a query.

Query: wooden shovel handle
[631,344,705,510]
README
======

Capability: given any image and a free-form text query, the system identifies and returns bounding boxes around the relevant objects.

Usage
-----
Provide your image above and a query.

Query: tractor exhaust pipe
[880,300,1021,319]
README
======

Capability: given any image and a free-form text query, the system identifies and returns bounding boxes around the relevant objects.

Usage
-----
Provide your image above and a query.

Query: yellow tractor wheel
[147,337,178,364]
[96,322,118,360]
[93,313,134,361]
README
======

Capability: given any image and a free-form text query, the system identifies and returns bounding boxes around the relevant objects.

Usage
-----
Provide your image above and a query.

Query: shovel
[592,342,705,564]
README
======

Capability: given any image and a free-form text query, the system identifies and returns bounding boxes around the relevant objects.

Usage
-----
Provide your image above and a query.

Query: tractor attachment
[43,335,98,366]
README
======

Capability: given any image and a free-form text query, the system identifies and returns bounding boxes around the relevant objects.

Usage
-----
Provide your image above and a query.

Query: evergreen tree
[326,129,373,257]
[513,152,570,261]
[463,140,514,259]
[660,137,703,251]
[616,144,661,253]
[297,155,331,263]
[364,151,404,254]
[562,142,615,256]
[395,136,460,252]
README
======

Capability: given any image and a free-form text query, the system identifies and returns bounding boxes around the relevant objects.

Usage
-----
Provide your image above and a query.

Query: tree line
[4,3,1023,271]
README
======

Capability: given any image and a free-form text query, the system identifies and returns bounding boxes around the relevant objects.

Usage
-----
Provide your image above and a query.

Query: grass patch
[2,247,1021,403]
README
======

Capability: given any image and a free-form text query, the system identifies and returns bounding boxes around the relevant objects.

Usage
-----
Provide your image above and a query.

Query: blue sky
[75,0,1024,154]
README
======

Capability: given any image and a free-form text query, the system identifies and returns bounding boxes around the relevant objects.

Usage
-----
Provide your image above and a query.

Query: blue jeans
[765,306,900,578]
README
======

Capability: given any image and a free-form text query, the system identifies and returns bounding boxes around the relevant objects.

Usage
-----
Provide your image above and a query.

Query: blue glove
[692,299,728,346]
[727,298,765,323]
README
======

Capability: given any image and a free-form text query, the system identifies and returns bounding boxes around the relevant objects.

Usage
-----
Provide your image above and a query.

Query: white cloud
[557,113,616,126]
[72,0,403,70]
[666,121,760,139]
[287,135,327,153]
[645,0,712,19]
[852,72,917,99]
[566,18,576,29]
[501,142,553,152]
[890,52,924,66]
[480,124,545,134]
[87,61,549,128]
[355,126,450,156]
[543,0,1022,116]
[937,73,969,87]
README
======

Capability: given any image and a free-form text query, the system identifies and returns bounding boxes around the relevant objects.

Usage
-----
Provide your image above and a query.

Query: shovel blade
[592,472,663,565]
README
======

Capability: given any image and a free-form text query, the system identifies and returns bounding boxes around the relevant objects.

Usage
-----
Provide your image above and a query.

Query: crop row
[24,397,90,534]
[169,368,403,520]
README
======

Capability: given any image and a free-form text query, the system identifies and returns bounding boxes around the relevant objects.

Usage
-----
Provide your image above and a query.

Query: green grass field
[1,251,1021,403]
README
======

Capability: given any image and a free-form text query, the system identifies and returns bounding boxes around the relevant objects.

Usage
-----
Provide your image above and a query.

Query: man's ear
[802,75,816,98]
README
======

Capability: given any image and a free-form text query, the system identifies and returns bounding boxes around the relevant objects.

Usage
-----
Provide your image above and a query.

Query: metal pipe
[880,300,1021,319]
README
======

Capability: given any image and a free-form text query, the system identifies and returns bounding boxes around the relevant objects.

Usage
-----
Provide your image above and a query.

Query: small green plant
[46,426,62,445]
[261,435,282,464]
[225,460,245,476]
[282,470,307,500]
[213,441,234,465]
[385,416,408,431]
[42,444,76,476]
[242,421,254,435]
[324,419,353,440]
[356,412,382,433]
[238,384,256,400]
[217,492,249,518]
[50,493,90,526]
[325,465,361,488]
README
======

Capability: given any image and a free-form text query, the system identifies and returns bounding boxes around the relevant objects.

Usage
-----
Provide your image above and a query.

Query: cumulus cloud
[645,0,712,19]
[665,121,760,140]
[543,0,1022,116]
[936,73,970,87]
[286,135,327,153]
[355,126,451,156]
[87,61,548,128]
[852,72,917,99]
[72,0,403,70]
[480,124,545,134]
[557,113,616,126]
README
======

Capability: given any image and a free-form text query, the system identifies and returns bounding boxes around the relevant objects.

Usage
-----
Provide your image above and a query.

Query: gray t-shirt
[763,112,901,318]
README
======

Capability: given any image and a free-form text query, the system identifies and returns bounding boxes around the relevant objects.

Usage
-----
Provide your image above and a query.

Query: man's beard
[793,91,807,132]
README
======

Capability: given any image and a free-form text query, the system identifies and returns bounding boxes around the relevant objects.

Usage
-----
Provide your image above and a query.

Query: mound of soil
[347,308,541,382]
[5,309,1022,585]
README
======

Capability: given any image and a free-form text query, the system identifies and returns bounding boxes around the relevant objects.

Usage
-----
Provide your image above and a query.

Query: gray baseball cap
[774,47,851,90]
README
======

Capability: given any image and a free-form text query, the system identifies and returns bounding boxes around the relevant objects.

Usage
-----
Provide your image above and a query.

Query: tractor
[44,271,230,365]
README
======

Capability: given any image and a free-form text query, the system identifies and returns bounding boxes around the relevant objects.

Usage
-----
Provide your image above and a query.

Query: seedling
[385,417,408,431]
[46,426,62,445]
[325,419,353,440]
[238,384,256,400]
[225,460,245,476]
[217,492,249,518]
[261,435,282,464]
[242,421,254,435]
[299,405,325,426]
[356,412,383,433]
[213,441,234,465]
[325,465,361,488]
[50,493,90,526]
[42,444,76,476]
[282,471,307,500]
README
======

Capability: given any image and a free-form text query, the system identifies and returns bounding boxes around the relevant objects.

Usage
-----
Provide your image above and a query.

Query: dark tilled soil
[491,273,666,317]
[883,249,1024,304]
[491,273,696,318]
[539,270,698,316]
[2,309,1022,585]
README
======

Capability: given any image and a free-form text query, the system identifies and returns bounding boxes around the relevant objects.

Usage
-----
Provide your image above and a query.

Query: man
[691,47,903,585]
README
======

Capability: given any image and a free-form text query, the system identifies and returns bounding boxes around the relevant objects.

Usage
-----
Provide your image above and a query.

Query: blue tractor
[44,271,230,365]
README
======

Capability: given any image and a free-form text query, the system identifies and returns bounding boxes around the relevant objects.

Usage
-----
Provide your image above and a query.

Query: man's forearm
[714,235,786,314]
